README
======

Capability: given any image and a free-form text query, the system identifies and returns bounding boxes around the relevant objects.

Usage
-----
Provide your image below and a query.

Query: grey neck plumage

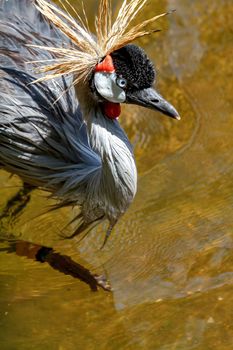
[78,90,137,224]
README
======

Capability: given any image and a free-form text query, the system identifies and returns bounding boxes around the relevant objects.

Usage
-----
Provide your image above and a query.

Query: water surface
[0,0,232,349]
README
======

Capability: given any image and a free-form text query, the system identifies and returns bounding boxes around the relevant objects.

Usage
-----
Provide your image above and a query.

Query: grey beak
[126,87,180,120]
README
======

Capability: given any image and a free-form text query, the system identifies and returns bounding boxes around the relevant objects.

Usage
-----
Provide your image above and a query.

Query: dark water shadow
[0,237,112,292]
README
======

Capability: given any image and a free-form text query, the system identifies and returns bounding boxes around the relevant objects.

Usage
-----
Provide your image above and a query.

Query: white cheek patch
[94,72,126,103]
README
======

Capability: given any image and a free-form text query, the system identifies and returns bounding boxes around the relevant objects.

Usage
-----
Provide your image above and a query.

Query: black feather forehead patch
[111,44,155,91]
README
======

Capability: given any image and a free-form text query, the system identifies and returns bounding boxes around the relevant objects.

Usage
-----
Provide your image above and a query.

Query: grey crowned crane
[0,0,179,245]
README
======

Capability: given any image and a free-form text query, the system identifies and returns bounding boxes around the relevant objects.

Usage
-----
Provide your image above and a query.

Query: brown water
[0,0,233,349]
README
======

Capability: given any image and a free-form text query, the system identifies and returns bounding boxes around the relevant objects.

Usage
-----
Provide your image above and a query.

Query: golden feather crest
[32,0,171,85]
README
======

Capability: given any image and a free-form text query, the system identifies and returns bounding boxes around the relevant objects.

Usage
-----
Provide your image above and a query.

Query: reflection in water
[167,0,205,80]
[0,0,233,349]
[0,238,111,292]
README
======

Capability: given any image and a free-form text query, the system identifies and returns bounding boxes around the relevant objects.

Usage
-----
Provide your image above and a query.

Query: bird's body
[0,0,179,241]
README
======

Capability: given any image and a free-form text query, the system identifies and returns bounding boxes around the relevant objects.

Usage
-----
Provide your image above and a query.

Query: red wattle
[103,102,121,119]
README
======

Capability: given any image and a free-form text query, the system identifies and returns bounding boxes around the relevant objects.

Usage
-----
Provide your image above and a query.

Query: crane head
[34,1,179,121]
[91,44,180,120]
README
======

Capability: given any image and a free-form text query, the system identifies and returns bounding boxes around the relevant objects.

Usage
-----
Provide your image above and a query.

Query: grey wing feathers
[0,0,101,203]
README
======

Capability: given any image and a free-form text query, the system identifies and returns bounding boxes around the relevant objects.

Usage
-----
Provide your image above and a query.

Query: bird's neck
[77,89,137,221]
[91,109,137,218]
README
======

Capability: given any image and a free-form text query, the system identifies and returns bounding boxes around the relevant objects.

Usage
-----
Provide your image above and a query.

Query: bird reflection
[0,238,112,292]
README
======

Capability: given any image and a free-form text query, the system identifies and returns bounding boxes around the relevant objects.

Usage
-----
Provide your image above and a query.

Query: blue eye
[116,77,127,88]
